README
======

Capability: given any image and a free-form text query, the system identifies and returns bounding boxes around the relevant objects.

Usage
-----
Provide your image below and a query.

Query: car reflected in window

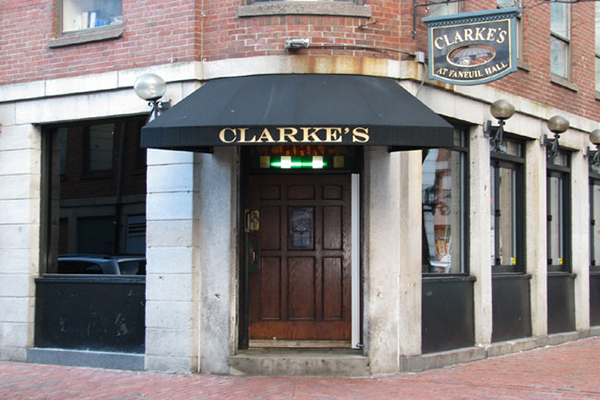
[57,255,146,275]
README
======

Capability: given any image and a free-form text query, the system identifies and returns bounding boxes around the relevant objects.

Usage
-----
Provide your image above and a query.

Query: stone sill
[49,25,124,48]
[550,74,579,93]
[238,3,372,18]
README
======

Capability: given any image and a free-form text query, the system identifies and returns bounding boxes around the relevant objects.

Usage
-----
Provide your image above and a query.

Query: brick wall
[0,0,199,85]
[1,0,599,119]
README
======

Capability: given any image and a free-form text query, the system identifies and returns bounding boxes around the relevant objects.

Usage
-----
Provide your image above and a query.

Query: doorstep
[229,348,369,377]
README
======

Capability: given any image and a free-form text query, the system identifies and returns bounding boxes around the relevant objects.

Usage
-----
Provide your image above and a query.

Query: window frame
[550,1,572,82]
[40,116,147,275]
[427,0,465,17]
[589,165,600,271]
[490,139,526,273]
[422,127,469,276]
[50,0,124,48]
[546,150,572,273]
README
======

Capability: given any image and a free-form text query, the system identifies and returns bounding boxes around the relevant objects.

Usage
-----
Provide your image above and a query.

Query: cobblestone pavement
[1,337,600,400]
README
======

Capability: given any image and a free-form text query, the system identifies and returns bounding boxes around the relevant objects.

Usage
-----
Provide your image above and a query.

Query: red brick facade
[1,1,598,118]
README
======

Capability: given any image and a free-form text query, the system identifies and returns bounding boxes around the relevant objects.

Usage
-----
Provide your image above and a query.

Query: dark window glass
[43,117,147,275]
[86,123,115,172]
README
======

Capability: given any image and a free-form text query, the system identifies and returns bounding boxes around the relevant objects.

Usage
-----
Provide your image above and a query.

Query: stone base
[27,348,144,371]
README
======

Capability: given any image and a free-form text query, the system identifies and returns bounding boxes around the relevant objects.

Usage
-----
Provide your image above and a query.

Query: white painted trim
[351,173,361,349]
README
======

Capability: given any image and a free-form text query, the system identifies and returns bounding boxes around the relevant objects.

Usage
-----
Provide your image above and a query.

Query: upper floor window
[422,129,468,274]
[61,0,122,33]
[490,138,525,273]
[550,2,571,80]
[595,3,600,95]
[428,0,463,17]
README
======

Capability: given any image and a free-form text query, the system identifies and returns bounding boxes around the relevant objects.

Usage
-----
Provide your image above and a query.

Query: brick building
[1,0,599,375]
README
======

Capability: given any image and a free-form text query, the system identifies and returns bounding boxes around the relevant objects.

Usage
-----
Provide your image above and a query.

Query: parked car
[57,255,146,275]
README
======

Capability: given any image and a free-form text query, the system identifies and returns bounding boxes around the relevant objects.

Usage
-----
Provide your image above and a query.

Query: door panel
[248,174,351,342]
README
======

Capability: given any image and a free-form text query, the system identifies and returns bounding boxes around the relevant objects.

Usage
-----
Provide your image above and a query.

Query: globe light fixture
[485,99,515,151]
[134,73,170,123]
[587,128,600,167]
[542,114,569,159]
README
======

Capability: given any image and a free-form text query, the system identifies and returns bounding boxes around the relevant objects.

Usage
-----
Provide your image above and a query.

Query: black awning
[141,74,454,150]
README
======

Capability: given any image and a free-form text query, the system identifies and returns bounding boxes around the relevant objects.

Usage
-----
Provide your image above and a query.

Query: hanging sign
[424,7,519,86]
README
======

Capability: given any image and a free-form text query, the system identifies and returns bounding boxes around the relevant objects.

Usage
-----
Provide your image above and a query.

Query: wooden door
[247,174,352,344]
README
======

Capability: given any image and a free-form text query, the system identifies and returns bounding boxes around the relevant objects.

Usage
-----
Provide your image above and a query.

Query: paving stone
[0,337,599,399]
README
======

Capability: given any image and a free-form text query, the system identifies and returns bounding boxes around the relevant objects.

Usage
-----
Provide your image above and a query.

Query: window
[547,151,571,271]
[61,0,122,33]
[595,3,600,94]
[550,2,571,80]
[490,139,525,273]
[590,161,600,271]
[422,129,468,274]
[42,117,147,275]
[86,123,115,172]
[428,0,463,17]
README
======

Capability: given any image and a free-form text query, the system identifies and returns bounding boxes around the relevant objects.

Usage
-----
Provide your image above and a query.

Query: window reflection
[422,145,465,274]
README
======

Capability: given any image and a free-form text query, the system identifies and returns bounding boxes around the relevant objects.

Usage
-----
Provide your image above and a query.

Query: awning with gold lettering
[141,74,454,151]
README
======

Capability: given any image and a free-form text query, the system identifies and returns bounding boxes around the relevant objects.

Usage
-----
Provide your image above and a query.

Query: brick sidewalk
[1,337,600,400]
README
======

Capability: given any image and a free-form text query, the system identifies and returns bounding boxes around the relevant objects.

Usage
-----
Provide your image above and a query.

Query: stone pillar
[398,150,422,356]
[366,148,421,373]
[571,148,590,332]
[469,126,493,346]
[0,115,40,362]
[197,147,238,374]
[526,136,549,338]
[145,149,200,373]
[366,147,401,374]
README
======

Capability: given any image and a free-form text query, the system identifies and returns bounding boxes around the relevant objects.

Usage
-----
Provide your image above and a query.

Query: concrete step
[229,349,370,377]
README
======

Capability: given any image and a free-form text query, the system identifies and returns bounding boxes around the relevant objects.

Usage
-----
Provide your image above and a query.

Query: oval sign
[447,45,496,67]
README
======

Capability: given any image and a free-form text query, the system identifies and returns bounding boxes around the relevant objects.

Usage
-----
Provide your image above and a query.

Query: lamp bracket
[485,120,505,152]
[587,145,600,166]
[541,132,561,159]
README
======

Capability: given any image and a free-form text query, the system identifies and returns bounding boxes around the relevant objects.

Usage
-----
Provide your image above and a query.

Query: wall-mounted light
[134,73,170,123]
[586,128,600,167]
[285,38,310,53]
[485,99,515,151]
[541,115,569,159]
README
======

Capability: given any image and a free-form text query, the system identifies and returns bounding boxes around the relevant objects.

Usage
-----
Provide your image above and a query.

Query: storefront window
[547,151,570,271]
[590,162,600,271]
[61,0,123,33]
[43,117,147,275]
[422,130,467,274]
[490,139,524,272]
